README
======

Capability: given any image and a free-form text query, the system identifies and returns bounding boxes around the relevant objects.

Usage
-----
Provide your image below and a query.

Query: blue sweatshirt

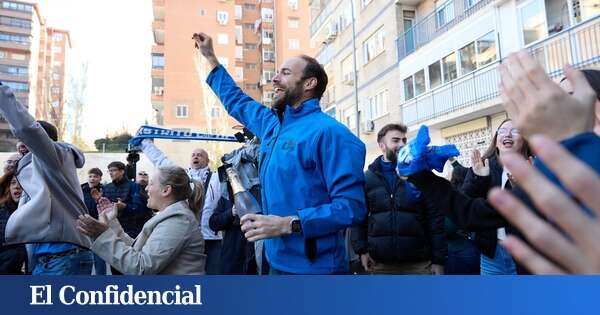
[207,65,366,274]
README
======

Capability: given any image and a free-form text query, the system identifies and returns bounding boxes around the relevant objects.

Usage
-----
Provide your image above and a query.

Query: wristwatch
[289,216,302,234]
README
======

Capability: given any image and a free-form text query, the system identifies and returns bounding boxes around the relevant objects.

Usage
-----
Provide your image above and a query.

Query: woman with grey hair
[77,166,206,275]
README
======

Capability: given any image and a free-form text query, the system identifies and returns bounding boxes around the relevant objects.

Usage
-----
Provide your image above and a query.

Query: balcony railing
[310,1,335,37]
[400,15,600,126]
[396,0,493,62]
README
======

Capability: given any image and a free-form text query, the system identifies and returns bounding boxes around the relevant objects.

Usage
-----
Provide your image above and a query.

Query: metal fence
[396,0,494,62]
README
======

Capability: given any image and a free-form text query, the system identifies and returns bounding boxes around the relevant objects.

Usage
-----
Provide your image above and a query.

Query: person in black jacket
[351,124,446,275]
[81,167,105,275]
[460,119,530,275]
[0,174,26,274]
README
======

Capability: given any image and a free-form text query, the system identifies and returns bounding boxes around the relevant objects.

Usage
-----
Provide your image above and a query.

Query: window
[52,87,60,94]
[0,16,31,29]
[288,0,298,10]
[0,65,27,76]
[217,11,229,25]
[152,78,164,96]
[414,70,426,96]
[519,0,546,45]
[235,46,243,59]
[199,9,206,16]
[459,41,476,75]
[53,33,63,41]
[263,91,275,102]
[235,25,243,44]
[217,33,229,45]
[0,51,5,58]
[442,52,457,83]
[52,73,60,80]
[363,27,385,63]
[324,106,336,119]
[404,70,426,101]
[344,108,357,129]
[404,76,414,100]
[288,39,300,50]
[341,54,354,83]
[243,23,255,30]
[339,5,352,29]
[368,90,388,119]
[0,32,30,45]
[243,4,256,10]
[246,63,257,70]
[262,30,274,44]
[244,43,257,50]
[361,0,374,9]
[218,57,229,68]
[152,54,164,69]
[53,46,62,54]
[263,48,274,62]
[211,107,221,118]
[2,1,33,12]
[261,8,273,23]
[3,81,28,92]
[288,18,299,29]
[263,70,275,83]
[234,5,242,19]
[465,0,482,8]
[436,0,455,28]
[176,104,188,118]
[246,83,258,90]
[428,61,442,89]
[476,31,497,67]
[235,67,244,80]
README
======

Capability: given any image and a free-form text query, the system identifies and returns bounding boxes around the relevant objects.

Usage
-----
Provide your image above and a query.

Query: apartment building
[395,0,599,166]
[151,0,315,165]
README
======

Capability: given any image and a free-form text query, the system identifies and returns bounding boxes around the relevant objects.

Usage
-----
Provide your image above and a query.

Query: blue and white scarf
[129,125,238,146]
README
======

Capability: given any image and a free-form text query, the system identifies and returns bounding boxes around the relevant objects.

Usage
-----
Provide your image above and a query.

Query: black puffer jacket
[351,156,447,264]
[461,155,507,258]
[0,203,26,274]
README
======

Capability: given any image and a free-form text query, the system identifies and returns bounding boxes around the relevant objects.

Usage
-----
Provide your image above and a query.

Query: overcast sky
[42,0,154,145]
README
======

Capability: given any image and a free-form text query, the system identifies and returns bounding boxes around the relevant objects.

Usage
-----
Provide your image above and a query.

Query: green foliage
[93,133,132,152]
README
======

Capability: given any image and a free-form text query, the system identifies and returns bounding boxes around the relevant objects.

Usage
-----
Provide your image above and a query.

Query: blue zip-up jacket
[207,65,367,274]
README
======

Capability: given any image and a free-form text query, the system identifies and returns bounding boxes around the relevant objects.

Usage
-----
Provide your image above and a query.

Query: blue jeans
[93,253,107,275]
[32,248,93,275]
[445,243,480,275]
[480,244,517,275]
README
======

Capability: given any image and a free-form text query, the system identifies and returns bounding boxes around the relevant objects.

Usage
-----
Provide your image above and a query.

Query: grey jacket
[92,200,206,275]
[0,86,91,248]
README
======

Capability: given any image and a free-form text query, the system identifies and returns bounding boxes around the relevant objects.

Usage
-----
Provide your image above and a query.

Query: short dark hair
[298,55,328,100]
[88,167,103,177]
[107,161,125,170]
[37,120,58,141]
[377,123,408,143]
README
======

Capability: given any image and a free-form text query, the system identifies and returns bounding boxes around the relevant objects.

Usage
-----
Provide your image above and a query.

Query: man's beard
[272,83,303,111]
[384,147,399,163]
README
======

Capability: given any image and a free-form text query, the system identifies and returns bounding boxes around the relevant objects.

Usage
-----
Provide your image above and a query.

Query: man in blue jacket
[194,32,367,274]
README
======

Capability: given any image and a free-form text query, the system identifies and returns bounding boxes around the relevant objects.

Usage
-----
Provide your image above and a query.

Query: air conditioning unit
[342,72,354,85]
[260,77,268,86]
[363,119,375,133]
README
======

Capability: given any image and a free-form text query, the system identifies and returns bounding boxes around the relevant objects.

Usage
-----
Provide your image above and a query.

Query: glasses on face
[497,128,520,137]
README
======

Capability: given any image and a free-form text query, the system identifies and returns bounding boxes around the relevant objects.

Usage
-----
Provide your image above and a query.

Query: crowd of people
[0,34,598,275]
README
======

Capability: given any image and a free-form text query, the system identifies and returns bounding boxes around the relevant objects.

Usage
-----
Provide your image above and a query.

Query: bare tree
[65,62,89,149]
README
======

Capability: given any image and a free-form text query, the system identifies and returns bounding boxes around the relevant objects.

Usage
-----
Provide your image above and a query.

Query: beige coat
[92,200,206,275]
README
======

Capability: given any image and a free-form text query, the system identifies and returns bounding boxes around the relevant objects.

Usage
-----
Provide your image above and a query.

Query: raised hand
[192,32,219,70]
[471,148,489,177]
[499,50,596,141]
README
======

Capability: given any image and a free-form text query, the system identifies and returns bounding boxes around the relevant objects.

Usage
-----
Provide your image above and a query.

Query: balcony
[152,20,164,44]
[400,15,600,126]
[310,0,335,37]
[153,0,165,21]
[396,0,494,62]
